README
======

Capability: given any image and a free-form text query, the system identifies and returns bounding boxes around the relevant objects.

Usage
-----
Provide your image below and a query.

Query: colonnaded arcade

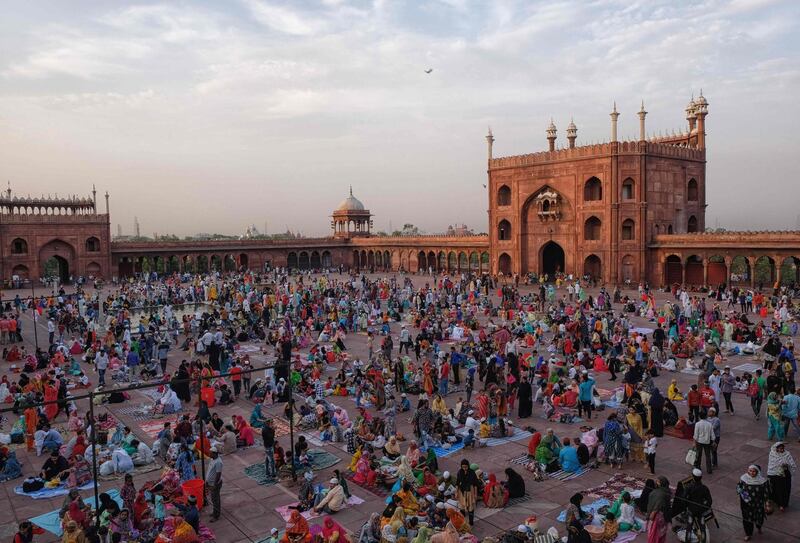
[1,93,798,288]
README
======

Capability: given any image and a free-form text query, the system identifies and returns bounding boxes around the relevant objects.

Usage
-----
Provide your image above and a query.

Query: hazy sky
[1,0,798,237]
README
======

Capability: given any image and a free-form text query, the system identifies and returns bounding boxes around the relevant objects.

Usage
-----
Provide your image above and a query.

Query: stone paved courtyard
[0,275,797,543]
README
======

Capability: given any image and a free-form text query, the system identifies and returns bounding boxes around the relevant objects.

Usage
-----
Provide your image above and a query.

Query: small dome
[336,187,365,212]
[567,118,577,131]
[547,119,556,131]
[696,93,708,106]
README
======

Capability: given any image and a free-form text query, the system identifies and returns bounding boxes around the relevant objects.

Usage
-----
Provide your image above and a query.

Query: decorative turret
[686,96,697,133]
[610,102,620,142]
[695,90,709,150]
[637,101,647,142]
[566,118,577,149]
[546,119,557,151]
[331,186,373,238]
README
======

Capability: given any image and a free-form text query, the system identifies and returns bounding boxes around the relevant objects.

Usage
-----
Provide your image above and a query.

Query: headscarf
[396,455,414,482]
[385,437,401,456]
[286,510,310,538]
[649,387,664,409]
[322,516,348,541]
[767,442,797,476]
[412,525,432,543]
[433,522,459,543]
[740,464,768,485]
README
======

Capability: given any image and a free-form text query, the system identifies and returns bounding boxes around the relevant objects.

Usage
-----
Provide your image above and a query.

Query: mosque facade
[1,94,799,288]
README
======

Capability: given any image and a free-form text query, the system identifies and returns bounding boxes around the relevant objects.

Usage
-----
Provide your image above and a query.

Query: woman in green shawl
[412,525,432,543]
[535,429,562,464]
[424,447,438,473]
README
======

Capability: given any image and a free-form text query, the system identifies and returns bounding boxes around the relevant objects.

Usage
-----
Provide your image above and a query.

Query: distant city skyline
[1,0,798,236]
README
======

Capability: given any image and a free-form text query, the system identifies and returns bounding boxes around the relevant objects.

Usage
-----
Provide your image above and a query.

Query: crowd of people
[1,268,798,543]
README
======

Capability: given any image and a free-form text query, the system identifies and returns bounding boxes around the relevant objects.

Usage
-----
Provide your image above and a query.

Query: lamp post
[29,281,39,350]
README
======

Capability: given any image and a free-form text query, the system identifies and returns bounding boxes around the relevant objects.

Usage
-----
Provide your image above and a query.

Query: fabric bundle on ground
[30,489,122,536]
[14,480,94,500]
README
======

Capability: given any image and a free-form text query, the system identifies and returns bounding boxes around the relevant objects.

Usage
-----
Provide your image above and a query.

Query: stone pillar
[703,261,708,287]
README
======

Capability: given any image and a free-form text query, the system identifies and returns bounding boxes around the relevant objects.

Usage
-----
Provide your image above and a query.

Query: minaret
[695,90,708,149]
[686,95,697,134]
[546,119,557,151]
[637,101,647,142]
[105,191,110,215]
[610,103,619,142]
[92,184,97,213]
[566,118,577,149]
[485,127,494,160]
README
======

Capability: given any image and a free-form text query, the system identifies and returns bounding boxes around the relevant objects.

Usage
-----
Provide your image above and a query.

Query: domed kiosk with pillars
[331,187,373,238]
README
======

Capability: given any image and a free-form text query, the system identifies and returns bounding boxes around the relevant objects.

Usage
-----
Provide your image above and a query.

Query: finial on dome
[349,185,353,197]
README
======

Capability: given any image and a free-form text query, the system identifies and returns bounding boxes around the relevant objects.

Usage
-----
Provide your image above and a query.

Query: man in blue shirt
[578,371,595,419]
[558,437,581,472]
[126,349,140,379]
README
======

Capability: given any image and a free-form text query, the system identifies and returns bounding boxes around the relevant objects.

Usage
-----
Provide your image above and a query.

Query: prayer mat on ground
[547,466,590,481]
[113,405,159,421]
[139,417,180,440]
[680,368,703,375]
[556,498,610,522]
[343,472,390,498]
[274,496,364,522]
[509,454,532,465]
[422,442,464,458]
[583,473,649,502]
[139,388,164,401]
[243,463,279,486]
[15,480,94,500]
[506,492,532,507]
[30,489,122,536]
[307,449,342,470]
[99,461,162,481]
[482,428,532,446]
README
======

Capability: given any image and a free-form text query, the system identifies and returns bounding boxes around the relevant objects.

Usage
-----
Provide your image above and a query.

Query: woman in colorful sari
[235,415,255,447]
[322,516,350,543]
[625,408,645,463]
[352,452,376,486]
[175,444,196,482]
[430,522,459,543]
[482,473,508,508]
[282,510,312,543]
[535,429,562,465]
[603,414,624,469]
[405,441,422,467]
[767,392,784,441]
[250,402,267,429]
[645,476,671,543]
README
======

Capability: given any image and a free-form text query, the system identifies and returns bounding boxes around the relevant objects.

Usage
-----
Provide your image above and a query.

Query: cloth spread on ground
[243,463,280,486]
[344,471,390,497]
[506,492,532,507]
[14,480,94,500]
[114,405,161,421]
[583,473,648,501]
[99,461,162,481]
[455,427,532,447]
[306,449,342,470]
[548,466,590,481]
[30,489,122,536]
[139,418,180,440]
[422,442,464,458]
[556,498,610,522]
[274,495,364,522]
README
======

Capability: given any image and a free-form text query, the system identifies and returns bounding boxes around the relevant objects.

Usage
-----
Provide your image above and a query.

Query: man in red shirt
[687,384,701,423]
[699,381,716,414]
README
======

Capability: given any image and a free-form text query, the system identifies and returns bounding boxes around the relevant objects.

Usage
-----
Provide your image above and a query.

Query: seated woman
[483,473,508,508]
[322,516,351,543]
[535,429,562,467]
[416,465,438,495]
[503,467,526,499]
[666,379,684,401]
[250,403,268,429]
[395,481,419,515]
[234,415,255,447]
[527,431,542,457]
[634,479,655,513]
[352,452,377,486]
[405,441,422,467]
[281,510,312,543]
[66,454,92,488]
[383,436,401,460]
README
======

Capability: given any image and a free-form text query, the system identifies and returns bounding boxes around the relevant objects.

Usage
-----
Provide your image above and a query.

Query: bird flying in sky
[424,68,433,74]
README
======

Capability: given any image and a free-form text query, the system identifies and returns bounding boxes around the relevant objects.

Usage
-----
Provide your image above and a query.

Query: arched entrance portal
[43,256,70,284]
[540,242,564,278]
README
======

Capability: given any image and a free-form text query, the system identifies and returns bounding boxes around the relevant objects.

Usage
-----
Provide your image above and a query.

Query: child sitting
[601,512,619,543]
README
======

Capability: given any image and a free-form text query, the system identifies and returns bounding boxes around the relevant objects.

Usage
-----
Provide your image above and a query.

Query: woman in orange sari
[234,415,255,447]
[24,405,38,452]
[43,380,59,422]
[422,360,434,396]
[281,510,311,543]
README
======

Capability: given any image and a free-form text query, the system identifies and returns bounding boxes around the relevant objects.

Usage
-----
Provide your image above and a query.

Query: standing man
[47,318,55,345]
[578,371,595,420]
[781,387,800,440]
[262,419,276,478]
[205,447,223,521]
[95,348,109,387]
[399,324,410,355]
[720,366,736,414]
[693,411,714,474]
[706,407,721,470]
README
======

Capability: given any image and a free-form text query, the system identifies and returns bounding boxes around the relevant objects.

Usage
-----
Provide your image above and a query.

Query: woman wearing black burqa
[648,388,665,437]
[517,375,533,418]
[172,362,192,403]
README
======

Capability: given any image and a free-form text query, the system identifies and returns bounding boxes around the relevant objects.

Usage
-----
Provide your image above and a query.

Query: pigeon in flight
[424,68,433,74]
